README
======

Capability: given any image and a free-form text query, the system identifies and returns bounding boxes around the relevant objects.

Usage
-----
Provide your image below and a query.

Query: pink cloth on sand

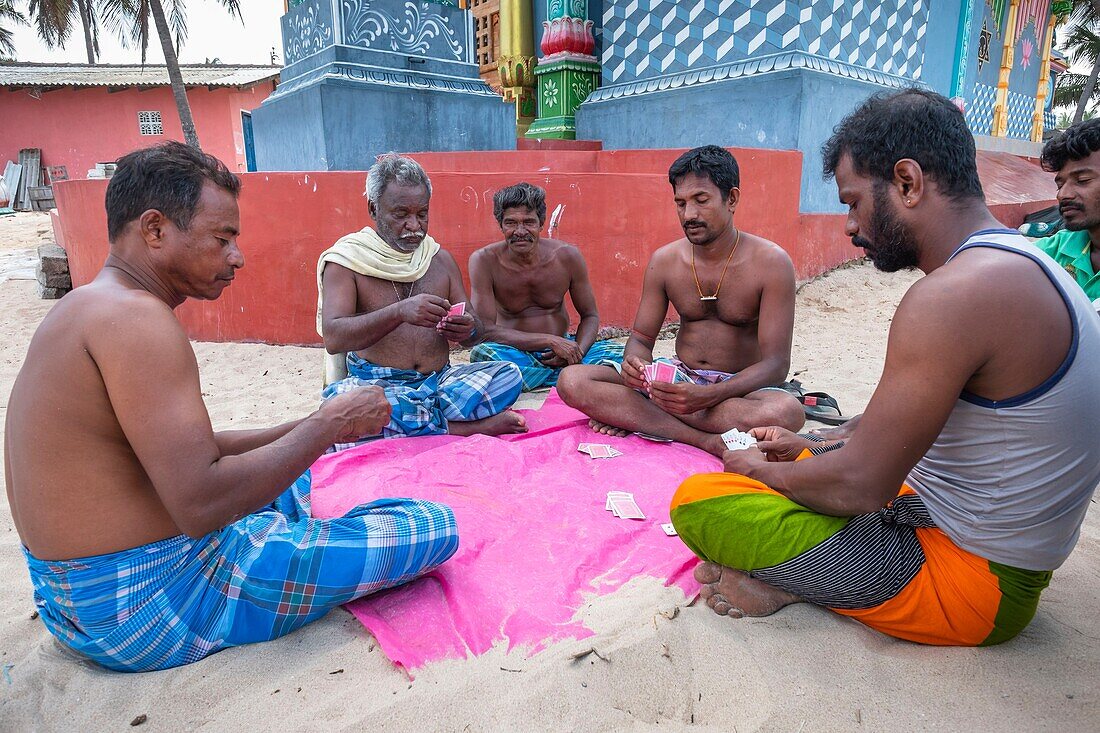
[309,391,720,670]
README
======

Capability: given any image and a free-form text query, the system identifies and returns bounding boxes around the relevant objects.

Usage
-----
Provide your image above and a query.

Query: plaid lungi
[469,336,625,391]
[23,472,458,672]
[321,353,522,451]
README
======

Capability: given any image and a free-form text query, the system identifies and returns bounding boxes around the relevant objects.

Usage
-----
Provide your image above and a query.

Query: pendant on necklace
[700,295,718,302]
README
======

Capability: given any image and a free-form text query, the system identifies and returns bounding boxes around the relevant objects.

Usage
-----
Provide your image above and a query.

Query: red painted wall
[0,81,274,178]
[52,148,1053,346]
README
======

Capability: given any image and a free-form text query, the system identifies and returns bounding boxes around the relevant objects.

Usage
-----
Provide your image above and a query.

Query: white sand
[0,213,1096,731]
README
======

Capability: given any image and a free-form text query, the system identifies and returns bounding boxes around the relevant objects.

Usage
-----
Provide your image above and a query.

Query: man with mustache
[319,155,526,448]
[1036,118,1100,305]
[671,89,1100,646]
[467,182,625,391]
[7,143,460,671]
[557,145,805,456]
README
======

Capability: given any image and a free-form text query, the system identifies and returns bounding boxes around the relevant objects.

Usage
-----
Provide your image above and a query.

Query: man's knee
[752,391,805,432]
[556,364,591,406]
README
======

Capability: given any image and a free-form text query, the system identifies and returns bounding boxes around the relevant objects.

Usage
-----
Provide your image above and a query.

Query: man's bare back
[7,173,389,562]
[6,279,191,559]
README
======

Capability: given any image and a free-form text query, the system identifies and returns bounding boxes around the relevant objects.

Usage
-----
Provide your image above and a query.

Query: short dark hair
[668,145,740,197]
[493,182,546,226]
[106,142,241,241]
[822,88,984,201]
[1041,118,1100,172]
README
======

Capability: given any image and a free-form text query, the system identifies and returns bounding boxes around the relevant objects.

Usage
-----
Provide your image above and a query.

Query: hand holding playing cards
[401,294,449,328]
[540,336,584,366]
[437,303,475,342]
[620,355,649,391]
[321,386,392,442]
[750,426,816,462]
[722,445,769,476]
[648,381,715,415]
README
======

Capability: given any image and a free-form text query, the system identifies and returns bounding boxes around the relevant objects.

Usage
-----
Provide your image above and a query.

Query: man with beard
[468,182,624,391]
[7,143,460,671]
[671,89,1100,646]
[1036,119,1100,305]
[319,155,526,449]
[557,145,805,457]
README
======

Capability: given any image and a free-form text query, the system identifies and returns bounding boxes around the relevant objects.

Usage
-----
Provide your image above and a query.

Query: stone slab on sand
[0,216,1096,729]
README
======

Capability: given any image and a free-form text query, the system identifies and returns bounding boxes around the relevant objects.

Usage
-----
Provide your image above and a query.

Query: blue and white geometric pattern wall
[966,82,1038,140]
[602,0,929,85]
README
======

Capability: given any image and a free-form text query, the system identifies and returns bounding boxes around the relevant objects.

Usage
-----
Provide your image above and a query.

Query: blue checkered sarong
[469,337,625,392]
[22,472,458,672]
[321,353,522,450]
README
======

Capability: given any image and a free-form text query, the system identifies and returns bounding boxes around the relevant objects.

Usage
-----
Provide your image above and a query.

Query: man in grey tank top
[670,88,1100,646]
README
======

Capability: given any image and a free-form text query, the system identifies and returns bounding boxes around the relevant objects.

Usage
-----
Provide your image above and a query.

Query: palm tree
[1054,0,1100,123]
[1,0,27,58]
[26,0,101,63]
[102,0,242,148]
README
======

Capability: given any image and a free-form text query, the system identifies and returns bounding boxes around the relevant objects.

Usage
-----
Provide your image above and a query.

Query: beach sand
[0,213,1096,731]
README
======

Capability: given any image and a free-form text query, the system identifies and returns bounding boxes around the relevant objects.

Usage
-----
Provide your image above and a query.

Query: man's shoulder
[542,238,584,264]
[742,232,794,270]
[470,240,507,264]
[652,238,687,261]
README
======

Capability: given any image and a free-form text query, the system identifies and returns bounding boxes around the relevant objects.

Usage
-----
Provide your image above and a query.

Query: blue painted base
[575,52,924,214]
[252,53,515,171]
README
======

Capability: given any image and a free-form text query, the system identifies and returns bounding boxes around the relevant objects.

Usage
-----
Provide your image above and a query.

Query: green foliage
[0,0,26,57]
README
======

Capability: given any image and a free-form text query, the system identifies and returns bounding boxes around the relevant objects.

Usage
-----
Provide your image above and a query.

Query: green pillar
[525,0,600,140]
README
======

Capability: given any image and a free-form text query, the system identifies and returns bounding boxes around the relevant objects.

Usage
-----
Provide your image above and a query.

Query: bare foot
[449,410,528,437]
[693,561,802,618]
[588,419,631,438]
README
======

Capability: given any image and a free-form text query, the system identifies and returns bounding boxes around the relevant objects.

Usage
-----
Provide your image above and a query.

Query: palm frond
[0,0,27,57]
[27,0,73,47]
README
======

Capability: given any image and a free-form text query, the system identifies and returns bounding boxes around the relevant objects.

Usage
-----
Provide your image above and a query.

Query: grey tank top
[907,229,1100,571]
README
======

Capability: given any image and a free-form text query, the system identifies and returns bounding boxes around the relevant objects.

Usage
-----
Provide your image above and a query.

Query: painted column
[499,0,538,137]
[991,0,1020,137]
[1030,11,1058,142]
[1032,0,1071,141]
[525,0,600,140]
[950,0,976,107]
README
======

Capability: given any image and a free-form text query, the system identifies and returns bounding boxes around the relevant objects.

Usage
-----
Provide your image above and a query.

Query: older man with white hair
[318,154,526,448]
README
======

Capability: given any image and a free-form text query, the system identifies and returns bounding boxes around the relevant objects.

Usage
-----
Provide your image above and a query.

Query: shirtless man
[673,89,1100,646]
[5,143,459,672]
[319,154,525,449]
[557,145,805,456]
[468,182,624,391]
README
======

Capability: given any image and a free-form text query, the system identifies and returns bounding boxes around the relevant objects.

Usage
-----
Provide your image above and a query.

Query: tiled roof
[0,62,280,89]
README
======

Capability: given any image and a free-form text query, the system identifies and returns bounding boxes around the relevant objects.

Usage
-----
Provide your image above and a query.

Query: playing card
[642,363,658,383]
[586,444,614,459]
[447,302,466,317]
[608,493,645,520]
[653,361,677,383]
[660,523,678,536]
[721,427,758,451]
[606,491,632,514]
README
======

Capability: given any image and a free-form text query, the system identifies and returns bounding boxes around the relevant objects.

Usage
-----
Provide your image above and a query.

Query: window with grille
[469,0,500,72]
[138,111,163,136]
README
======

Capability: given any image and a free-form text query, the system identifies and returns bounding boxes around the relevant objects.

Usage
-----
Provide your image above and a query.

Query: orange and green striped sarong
[670,465,1052,646]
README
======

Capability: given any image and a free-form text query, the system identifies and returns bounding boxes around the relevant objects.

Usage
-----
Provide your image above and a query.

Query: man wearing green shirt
[1039,119,1100,304]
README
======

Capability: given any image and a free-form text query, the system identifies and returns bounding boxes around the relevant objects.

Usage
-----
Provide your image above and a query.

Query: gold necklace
[691,228,741,302]
[391,279,416,301]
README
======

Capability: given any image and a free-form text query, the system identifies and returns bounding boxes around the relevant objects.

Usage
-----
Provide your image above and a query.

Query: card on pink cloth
[308,391,720,671]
